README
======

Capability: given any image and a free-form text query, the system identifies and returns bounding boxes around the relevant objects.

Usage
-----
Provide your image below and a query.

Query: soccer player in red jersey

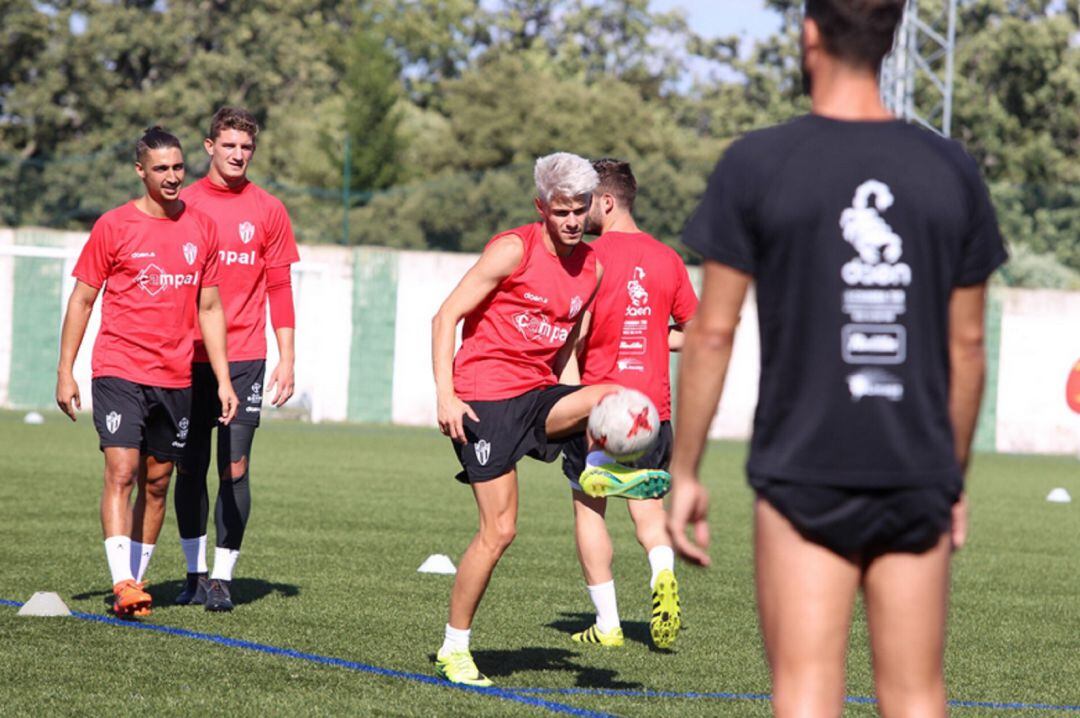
[56,127,238,618]
[670,1,1006,714]
[561,159,698,649]
[430,152,669,686]
[173,107,300,612]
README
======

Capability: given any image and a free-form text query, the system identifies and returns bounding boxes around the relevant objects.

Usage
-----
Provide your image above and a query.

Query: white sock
[104,535,134,585]
[181,535,208,574]
[440,624,471,656]
[586,450,614,467]
[648,545,675,589]
[130,541,155,583]
[210,547,240,581]
[587,580,620,633]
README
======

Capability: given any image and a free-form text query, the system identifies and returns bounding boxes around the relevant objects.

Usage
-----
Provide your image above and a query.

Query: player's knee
[483,521,517,552]
[226,456,248,481]
[104,460,139,487]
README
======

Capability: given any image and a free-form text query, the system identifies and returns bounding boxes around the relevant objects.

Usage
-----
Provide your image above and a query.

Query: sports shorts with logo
[91,377,192,461]
[750,475,961,558]
[191,360,266,428]
[562,420,673,491]
[452,384,584,484]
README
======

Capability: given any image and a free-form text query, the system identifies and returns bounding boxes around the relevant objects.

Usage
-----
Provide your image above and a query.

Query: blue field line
[510,687,1080,712]
[1,598,609,718]
[6,598,1080,714]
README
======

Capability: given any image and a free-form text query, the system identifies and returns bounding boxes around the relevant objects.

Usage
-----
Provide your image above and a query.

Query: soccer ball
[587,389,660,463]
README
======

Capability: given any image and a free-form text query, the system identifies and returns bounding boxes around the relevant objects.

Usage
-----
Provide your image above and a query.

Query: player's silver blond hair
[534,152,599,205]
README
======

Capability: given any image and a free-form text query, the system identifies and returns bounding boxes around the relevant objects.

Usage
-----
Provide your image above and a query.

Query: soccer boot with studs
[571,624,625,647]
[650,569,681,649]
[434,649,494,687]
[578,463,670,500]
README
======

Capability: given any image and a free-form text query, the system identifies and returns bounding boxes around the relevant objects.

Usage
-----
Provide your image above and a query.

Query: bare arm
[947,284,988,550]
[432,235,524,442]
[198,285,239,424]
[668,262,752,566]
[949,284,988,473]
[55,281,100,421]
[269,327,295,407]
[668,323,688,352]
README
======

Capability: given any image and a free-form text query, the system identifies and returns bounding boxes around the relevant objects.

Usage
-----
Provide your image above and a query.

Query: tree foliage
[0,0,1076,283]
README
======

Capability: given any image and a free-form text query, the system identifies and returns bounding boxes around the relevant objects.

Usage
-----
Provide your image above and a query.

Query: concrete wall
[3,227,1077,455]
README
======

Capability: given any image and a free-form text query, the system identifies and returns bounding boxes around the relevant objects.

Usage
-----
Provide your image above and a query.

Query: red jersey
[579,232,698,420]
[453,223,598,401]
[181,177,299,362]
[72,201,221,388]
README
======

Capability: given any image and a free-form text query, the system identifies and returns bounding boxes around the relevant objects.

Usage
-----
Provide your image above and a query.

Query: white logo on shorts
[474,439,491,466]
[182,242,198,266]
[106,411,121,434]
[239,221,255,245]
[248,382,262,404]
[177,417,189,441]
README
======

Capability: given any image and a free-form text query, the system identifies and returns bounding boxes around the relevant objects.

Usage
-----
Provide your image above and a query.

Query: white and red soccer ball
[587,388,660,462]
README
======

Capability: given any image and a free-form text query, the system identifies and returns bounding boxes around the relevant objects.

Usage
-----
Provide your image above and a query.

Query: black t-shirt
[683,114,1008,489]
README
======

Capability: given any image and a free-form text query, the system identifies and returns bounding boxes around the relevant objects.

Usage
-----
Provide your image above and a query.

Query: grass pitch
[0,409,1078,716]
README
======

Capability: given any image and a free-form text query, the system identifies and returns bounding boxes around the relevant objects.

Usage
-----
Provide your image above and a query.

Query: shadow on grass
[547,611,672,653]
[74,578,300,609]
[435,646,643,689]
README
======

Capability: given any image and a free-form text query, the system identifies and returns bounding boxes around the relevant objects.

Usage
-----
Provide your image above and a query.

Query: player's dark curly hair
[805,0,906,70]
[135,126,181,162]
[592,158,637,212]
[209,106,259,142]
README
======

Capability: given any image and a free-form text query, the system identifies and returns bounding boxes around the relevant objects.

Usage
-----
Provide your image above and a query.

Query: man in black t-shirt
[668,1,1007,715]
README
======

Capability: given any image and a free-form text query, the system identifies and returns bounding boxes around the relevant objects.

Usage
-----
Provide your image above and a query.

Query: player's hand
[438,395,479,444]
[667,476,712,567]
[950,492,968,551]
[268,360,295,407]
[56,372,81,422]
[218,382,239,426]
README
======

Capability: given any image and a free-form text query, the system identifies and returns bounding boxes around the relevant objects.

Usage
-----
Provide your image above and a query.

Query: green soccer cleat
[578,463,671,500]
[650,569,681,649]
[434,649,493,687]
[571,624,625,647]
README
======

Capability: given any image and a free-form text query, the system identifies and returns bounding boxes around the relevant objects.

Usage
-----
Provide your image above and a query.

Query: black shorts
[562,420,673,490]
[751,475,961,558]
[91,377,192,462]
[452,385,584,484]
[192,360,266,428]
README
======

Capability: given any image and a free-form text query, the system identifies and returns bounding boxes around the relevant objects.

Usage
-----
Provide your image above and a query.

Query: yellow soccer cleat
[578,463,670,500]
[650,569,681,649]
[434,649,494,687]
[571,624,625,647]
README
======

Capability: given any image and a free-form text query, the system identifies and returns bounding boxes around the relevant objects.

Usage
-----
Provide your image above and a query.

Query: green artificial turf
[0,410,1077,716]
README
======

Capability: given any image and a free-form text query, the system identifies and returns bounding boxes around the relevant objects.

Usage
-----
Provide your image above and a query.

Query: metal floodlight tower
[880,0,958,137]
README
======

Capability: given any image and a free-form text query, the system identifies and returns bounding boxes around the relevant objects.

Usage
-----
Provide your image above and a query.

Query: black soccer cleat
[204,579,234,612]
[175,572,210,605]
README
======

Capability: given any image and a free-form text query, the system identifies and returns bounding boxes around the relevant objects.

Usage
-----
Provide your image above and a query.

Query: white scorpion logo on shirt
[840,180,902,265]
[627,267,649,307]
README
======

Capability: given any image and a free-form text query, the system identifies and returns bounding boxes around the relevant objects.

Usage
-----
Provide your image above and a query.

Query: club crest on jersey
[106,411,121,434]
[239,221,255,245]
[182,243,198,266]
[474,439,491,466]
[177,417,189,441]
[568,295,584,320]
